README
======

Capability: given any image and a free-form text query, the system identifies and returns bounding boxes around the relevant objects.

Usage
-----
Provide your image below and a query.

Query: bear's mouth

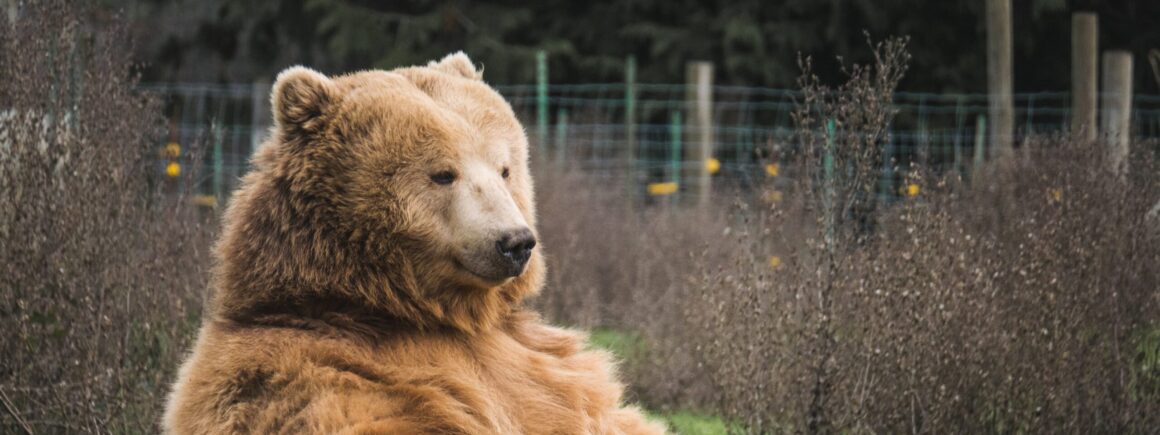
[452,256,516,287]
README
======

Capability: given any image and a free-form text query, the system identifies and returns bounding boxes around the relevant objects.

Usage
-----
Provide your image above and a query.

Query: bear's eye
[501,167,510,179]
[430,170,457,185]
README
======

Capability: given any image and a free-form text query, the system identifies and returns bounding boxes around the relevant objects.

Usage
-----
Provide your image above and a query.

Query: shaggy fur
[163,53,665,434]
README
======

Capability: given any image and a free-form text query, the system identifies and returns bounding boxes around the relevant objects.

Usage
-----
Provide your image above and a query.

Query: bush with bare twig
[0,2,212,433]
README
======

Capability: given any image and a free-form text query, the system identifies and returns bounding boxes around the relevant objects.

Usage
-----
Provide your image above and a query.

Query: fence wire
[138,82,1160,204]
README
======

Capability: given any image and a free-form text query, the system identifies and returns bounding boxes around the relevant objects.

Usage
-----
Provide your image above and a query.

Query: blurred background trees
[107,0,1160,93]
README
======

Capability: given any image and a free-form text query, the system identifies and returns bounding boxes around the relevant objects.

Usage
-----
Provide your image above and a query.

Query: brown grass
[0,2,212,433]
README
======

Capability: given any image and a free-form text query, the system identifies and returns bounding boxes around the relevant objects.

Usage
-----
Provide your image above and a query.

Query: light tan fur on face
[162,52,666,434]
[449,156,532,283]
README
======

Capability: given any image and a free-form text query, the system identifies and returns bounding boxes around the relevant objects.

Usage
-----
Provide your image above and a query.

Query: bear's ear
[428,51,482,81]
[271,66,337,137]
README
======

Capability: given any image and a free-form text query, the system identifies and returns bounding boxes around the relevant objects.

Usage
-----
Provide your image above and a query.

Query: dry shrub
[0,2,211,433]
[532,167,732,408]
[688,39,1160,433]
[835,141,1160,433]
[695,139,1159,433]
[536,37,1160,434]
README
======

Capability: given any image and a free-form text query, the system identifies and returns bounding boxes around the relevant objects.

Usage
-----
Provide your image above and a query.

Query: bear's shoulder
[164,320,496,433]
[165,314,665,434]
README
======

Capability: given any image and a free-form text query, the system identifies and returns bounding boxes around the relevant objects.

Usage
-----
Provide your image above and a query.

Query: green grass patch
[587,328,739,434]
[587,328,647,363]
[657,411,736,434]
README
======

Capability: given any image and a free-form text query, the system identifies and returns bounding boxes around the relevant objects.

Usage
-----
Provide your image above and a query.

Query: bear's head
[212,53,544,334]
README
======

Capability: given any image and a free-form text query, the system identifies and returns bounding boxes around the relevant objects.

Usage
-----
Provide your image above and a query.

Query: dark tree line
[112,0,1160,93]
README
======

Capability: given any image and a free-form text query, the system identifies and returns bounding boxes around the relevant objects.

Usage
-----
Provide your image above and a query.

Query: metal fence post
[624,56,638,206]
[536,51,548,150]
[974,114,987,169]
[824,119,836,247]
[555,108,568,167]
[251,81,271,153]
[212,122,224,204]
[624,56,637,172]
[953,95,965,175]
[669,110,682,206]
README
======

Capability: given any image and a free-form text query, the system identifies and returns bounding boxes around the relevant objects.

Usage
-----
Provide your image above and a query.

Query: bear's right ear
[428,51,483,81]
[271,66,337,138]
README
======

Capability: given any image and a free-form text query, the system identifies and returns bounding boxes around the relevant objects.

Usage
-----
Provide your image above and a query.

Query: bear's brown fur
[163,53,665,434]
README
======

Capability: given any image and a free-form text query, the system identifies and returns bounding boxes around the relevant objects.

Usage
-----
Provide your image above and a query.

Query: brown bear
[162,53,666,434]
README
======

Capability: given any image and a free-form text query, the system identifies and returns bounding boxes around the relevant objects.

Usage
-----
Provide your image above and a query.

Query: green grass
[587,328,738,434]
[588,328,647,362]
[654,411,735,434]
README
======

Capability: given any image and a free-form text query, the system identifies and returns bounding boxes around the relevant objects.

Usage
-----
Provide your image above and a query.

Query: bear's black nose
[495,228,536,276]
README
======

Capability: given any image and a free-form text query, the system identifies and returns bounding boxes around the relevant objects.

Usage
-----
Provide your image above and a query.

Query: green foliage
[1131,326,1160,403]
[109,0,1160,93]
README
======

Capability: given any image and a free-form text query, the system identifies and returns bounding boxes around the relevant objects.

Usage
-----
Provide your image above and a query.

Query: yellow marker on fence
[163,142,181,158]
[647,182,679,196]
[765,163,779,177]
[904,183,920,197]
[166,162,182,178]
[705,158,720,175]
[192,194,218,208]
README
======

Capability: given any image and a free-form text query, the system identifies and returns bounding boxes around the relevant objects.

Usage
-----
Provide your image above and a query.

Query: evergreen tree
[114,0,1160,93]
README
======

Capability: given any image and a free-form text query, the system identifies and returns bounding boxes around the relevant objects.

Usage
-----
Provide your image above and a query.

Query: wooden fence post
[1071,12,1098,140]
[986,0,1014,161]
[685,61,713,207]
[1101,51,1133,177]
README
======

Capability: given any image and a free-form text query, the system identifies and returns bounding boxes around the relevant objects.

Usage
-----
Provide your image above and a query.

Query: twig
[0,388,34,435]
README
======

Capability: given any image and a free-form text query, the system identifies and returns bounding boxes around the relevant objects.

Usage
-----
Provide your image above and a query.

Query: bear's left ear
[428,51,483,81]
[271,66,337,138]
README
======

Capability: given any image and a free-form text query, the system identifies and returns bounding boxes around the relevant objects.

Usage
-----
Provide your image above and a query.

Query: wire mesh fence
[139,81,1160,205]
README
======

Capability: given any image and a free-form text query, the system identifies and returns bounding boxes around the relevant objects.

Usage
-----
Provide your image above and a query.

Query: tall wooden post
[685,61,713,207]
[1101,51,1133,176]
[986,0,1014,161]
[1071,13,1099,140]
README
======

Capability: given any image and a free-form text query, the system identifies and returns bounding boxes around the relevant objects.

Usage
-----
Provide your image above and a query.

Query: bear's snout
[495,228,536,276]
